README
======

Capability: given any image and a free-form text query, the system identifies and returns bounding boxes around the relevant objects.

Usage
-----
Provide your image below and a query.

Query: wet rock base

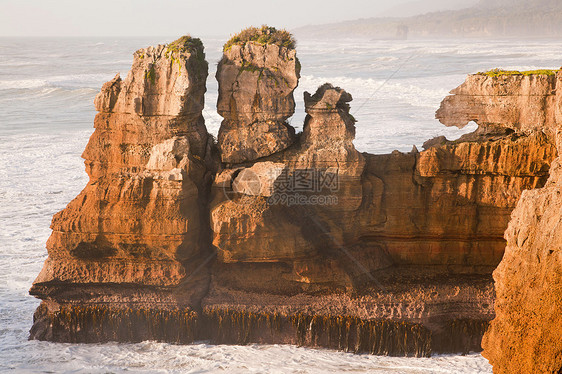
[31,303,489,357]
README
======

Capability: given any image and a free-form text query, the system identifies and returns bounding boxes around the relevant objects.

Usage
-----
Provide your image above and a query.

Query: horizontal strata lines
[358,234,506,242]
[51,230,195,238]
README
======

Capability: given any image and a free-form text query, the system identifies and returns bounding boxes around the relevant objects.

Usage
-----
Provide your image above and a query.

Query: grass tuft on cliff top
[166,35,204,54]
[478,68,559,77]
[223,25,296,52]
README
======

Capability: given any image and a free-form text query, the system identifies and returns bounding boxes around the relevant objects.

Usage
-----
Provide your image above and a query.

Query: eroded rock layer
[205,78,555,354]
[215,35,300,164]
[440,70,562,373]
[481,140,562,373]
[436,71,561,132]
[29,37,559,358]
[30,36,215,336]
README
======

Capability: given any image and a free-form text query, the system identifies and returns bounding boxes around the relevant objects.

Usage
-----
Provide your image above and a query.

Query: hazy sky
[0,0,475,37]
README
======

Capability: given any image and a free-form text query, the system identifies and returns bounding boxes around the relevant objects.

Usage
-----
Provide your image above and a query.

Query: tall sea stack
[216,26,300,164]
[29,36,215,341]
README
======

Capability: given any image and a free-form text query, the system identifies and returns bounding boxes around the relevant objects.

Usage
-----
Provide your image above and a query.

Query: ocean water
[2,35,562,373]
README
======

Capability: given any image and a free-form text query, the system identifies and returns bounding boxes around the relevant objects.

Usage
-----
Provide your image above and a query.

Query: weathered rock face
[29,36,560,359]
[30,36,215,340]
[437,70,562,372]
[206,79,556,354]
[216,40,300,164]
[481,136,562,373]
[210,84,365,267]
[363,131,555,268]
[436,71,562,132]
[299,83,364,177]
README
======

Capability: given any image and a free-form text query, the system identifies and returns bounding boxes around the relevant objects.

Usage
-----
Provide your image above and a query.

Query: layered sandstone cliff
[440,69,562,373]
[29,33,559,358]
[29,36,216,340]
[481,138,562,373]
[204,73,555,354]
[478,86,562,374]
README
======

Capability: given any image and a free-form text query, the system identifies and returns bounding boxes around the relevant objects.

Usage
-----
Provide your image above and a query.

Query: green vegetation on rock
[478,68,559,77]
[240,61,262,73]
[164,35,207,77]
[224,25,296,52]
[166,35,204,54]
[144,65,156,84]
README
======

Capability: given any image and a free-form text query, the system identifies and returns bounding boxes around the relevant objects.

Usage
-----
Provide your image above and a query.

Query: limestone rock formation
[30,36,214,340]
[216,26,300,164]
[28,36,560,358]
[436,70,561,132]
[299,83,364,177]
[481,140,562,373]
[206,78,556,354]
[210,83,365,267]
[439,69,562,373]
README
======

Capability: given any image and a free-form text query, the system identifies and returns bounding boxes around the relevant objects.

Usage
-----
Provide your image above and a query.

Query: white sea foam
[4,342,492,373]
[0,74,113,92]
[0,79,48,90]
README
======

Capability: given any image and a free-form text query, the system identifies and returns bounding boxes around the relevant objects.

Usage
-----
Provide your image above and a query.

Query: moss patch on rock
[144,65,156,84]
[478,68,558,77]
[224,25,296,52]
[164,35,207,77]
[166,35,204,54]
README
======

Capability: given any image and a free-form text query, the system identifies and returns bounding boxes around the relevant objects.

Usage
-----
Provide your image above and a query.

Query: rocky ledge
[29,30,560,363]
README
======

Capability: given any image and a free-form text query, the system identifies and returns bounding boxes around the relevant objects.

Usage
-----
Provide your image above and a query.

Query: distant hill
[378,0,478,18]
[293,0,562,39]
